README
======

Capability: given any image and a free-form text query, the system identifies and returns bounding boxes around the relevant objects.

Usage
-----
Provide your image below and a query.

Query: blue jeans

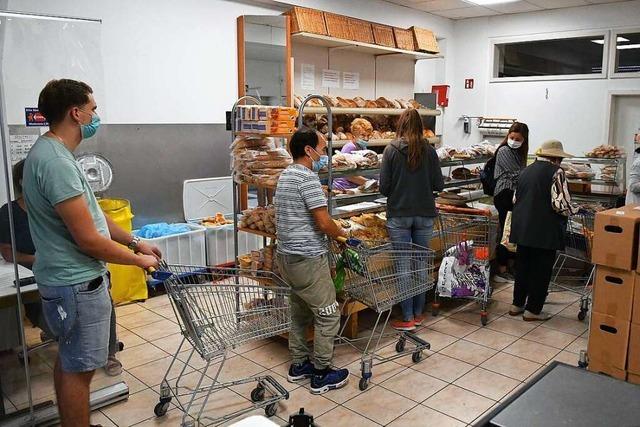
[38,273,112,373]
[387,216,434,322]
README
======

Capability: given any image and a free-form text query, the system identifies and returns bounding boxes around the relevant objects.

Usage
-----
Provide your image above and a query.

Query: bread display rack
[561,156,626,207]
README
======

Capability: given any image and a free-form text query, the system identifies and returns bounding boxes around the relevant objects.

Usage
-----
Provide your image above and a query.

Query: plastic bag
[501,212,517,253]
[134,223,191,239]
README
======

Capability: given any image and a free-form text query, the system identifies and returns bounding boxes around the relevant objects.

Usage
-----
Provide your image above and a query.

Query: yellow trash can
[98,198,148,304]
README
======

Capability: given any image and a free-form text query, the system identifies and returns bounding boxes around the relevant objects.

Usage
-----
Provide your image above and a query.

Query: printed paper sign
[343,72,360,90]
[301,63,315,91]
[321,69,340,88]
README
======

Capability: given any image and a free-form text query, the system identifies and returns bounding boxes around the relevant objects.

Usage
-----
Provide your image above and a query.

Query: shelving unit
[561,156,626,207]
[301,106,441,116]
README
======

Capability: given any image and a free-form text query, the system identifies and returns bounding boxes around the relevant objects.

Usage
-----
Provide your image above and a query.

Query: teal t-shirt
[23,136,109,286]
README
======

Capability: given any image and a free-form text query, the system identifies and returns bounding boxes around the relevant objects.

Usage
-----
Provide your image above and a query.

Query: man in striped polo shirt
[275,128,350,395]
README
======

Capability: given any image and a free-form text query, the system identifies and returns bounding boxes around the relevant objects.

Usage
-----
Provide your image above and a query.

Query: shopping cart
[333,239,435,391]
[435,212,498,326]
[152,263,290,427]
[549,211,595,321]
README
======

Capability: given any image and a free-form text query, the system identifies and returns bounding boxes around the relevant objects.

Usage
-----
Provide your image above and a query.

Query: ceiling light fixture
[465,0,520,5]
[591,36,630,45]
[617,44,640,50]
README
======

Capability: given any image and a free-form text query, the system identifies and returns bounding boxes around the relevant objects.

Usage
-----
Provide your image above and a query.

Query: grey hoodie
[380,139,444,218]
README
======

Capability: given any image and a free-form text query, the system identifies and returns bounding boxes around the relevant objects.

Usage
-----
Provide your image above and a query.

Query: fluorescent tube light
[617,44,640,50]
[591,39,604,45]
[0,10,100,23]
[592,36,630,45]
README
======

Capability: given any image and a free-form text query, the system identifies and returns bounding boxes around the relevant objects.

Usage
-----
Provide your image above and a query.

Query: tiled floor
[1,281,589,426]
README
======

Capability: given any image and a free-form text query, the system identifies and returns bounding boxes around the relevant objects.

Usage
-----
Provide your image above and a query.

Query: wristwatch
[127,236,141,251]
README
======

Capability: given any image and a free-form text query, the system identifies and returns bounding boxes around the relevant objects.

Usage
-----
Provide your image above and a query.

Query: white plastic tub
[138,223,206,266]
[204,224,263,265]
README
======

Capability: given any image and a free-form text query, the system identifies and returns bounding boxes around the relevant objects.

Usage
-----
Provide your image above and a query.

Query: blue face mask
[356,139,368,149]
[309,148,328,172]
[80,112,101,139]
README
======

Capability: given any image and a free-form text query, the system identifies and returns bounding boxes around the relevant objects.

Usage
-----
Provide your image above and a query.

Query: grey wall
[79,124,232,227]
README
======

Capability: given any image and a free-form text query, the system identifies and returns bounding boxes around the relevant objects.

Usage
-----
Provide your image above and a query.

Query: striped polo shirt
[275,163,328,257]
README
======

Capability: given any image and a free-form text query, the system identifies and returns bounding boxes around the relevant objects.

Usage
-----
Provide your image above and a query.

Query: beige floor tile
[191,388,252,425]
[117,310,165,329]
[331,342,363,368]
[481,352,542,381]
[118,342,168,369]
[278,386,337,418]
[464,328,518,351]
[115,302,147,317]
[134,407,185,426]
[90,410,117,427]
[216,355,265,383]
[542,315,589,336]
[523,326,576,349]
[550,350,580,366]
[380,368,447,402]
[430,318,480,338]
[346,359,406,384]
[133,319,181,342]
[178,349,211,371]
[453,367,521,401]
[344,384,416,425]
[230,338,276,356]
[450,309,499,326]
[91,370,148,395]
[151,333,186,355]
[389,404,466,427]
[315,405,381,426]
[565,336,588,354]
[127,355,191,388]
[102,388,160,426]
[411,353,474,383]
[491,289,515,304]
[558,301,585,319]
[117,328,147,349]
[424,384,495,424]
[440,339,498,365]
[415,328,459,351]
[149,304,178,321]
[503,339,560,364]
[5,372,55,407]
[141,294,172,309]
[244,341,291,369]
[546,291,580,305]
[486,316,538,337]
[483,301,513,316]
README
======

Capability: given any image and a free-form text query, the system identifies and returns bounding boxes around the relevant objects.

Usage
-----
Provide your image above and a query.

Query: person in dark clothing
[0,160,123,376]
[380,108,444,331]
[492,122,529,283]
[509,140,576,321]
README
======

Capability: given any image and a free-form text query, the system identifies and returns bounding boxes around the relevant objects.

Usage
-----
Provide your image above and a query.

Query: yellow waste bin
[98,198,148,304]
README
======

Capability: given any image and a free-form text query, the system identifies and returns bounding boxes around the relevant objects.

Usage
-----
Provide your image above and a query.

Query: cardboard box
[628,323,640,375]
[592,205,640,270]
[634,275,640,324]
[587,311,631,370]
[593,266,637,321]
[588,357,627,381]
[628,373,640,385]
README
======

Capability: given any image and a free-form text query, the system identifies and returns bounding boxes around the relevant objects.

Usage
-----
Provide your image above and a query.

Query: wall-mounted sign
[464,79,474,89]
[301,63,315,91]
[321,69,340,88]
[343,72,360,90]
[25,107,48,127]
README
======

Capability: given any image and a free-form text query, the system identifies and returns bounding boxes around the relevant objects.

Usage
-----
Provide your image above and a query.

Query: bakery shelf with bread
[556,156,627,203]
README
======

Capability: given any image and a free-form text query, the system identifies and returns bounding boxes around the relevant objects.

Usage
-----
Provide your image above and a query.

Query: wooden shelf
[238,228,277,239]
[292,32,442,61]
[301,106,440,117]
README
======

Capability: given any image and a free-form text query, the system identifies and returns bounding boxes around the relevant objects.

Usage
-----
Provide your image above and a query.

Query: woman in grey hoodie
[380,109,444,331]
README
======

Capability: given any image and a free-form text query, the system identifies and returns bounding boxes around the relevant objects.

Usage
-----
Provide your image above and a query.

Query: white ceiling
[384,0,631,20]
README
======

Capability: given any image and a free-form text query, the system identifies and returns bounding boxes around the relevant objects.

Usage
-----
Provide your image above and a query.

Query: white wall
[443,0,640,157]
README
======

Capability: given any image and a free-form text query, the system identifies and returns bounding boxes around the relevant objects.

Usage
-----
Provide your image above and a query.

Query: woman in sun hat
[509,140,577,321]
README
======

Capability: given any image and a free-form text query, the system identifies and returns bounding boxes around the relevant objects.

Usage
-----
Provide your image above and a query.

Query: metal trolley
[152,264,290,427]
[334,240,435,391]
[435,213,498,326]
[550,211,595,321]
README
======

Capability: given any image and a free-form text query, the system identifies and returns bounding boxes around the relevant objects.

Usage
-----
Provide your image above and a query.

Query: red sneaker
[414,315,426,326]
[391,319,416,331]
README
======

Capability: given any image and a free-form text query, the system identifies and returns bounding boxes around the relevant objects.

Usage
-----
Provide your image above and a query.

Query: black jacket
[380,139,444,218]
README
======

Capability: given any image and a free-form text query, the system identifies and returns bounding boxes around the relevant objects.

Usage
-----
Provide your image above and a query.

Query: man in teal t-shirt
[23,79,161,426]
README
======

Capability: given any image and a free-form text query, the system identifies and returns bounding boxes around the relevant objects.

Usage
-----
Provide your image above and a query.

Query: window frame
[609,27,640,79]
[489,29,610,83]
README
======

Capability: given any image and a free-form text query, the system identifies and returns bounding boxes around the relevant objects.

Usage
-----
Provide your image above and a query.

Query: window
[611,30,640,77]
[491,31,608,81]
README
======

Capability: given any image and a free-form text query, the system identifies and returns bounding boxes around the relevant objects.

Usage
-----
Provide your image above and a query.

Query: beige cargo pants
[276,253,340,370]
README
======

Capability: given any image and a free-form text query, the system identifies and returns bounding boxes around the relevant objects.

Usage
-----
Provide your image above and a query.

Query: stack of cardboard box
[589,205,640,384]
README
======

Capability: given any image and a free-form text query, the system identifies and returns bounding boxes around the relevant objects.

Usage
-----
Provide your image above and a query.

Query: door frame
[605,90,640,146]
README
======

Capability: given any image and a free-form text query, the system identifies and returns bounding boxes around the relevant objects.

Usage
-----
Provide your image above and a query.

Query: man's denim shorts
[38,273,111,373]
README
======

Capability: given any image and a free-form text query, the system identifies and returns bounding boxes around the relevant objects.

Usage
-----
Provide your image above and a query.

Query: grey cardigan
[380,139,444,218]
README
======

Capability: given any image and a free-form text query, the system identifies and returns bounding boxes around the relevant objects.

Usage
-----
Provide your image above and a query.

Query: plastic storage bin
[205,224,263,266]
[137,223,206,266]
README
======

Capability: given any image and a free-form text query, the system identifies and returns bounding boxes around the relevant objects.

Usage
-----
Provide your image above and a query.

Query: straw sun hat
[535,139,573,158]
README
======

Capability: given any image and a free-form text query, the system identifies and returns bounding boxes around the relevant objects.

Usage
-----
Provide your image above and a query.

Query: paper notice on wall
[9,134,38,164]
[301,63,315,91]
[343,72,360,90]
[321,69,340,88]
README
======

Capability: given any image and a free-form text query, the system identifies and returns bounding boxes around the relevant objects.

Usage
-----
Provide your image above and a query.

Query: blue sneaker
[310,367,350,394]
[287,359,315,383]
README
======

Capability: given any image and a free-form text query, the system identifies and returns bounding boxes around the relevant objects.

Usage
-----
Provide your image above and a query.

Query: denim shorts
[38,274,111,373]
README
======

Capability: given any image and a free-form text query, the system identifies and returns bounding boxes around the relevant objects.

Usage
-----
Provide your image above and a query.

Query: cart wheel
[578,359,588,369]
[265,403,278,417]
[359,377,369,391]
[412,351,423,363]
[480,312,488,326]
[118,341,125,352]
[431,303,440,317]
[578,310,587,321]
[395,338,406,353]
[251,385,265,402]
[154,401,170,417]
